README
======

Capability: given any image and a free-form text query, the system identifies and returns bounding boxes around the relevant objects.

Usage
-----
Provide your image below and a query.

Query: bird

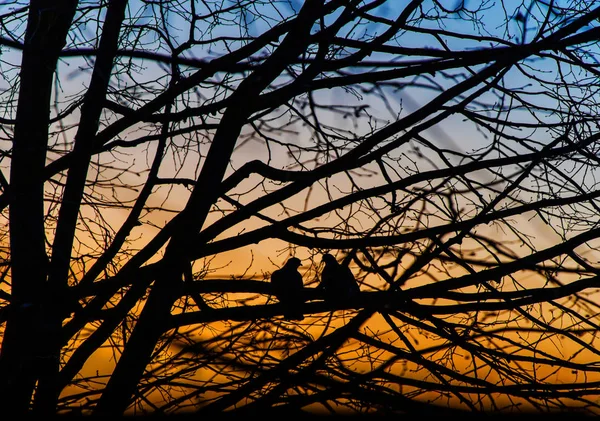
[318,253,360,304]
[270,257,305,320]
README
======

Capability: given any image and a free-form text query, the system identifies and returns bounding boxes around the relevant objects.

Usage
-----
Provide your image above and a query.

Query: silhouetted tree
[1,0,600,418]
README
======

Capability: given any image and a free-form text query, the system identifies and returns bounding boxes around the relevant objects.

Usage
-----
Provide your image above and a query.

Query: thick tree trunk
[34,0,128,413]
[0,0,77,415]
[93,0,326,415]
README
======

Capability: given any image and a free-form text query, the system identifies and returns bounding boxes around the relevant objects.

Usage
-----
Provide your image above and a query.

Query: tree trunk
[0,0,77,415]
[34,0,128,413]
[93,0,326,414]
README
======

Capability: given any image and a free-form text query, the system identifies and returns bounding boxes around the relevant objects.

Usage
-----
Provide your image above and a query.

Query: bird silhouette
[318,253,360,304]
[270,257,305,320]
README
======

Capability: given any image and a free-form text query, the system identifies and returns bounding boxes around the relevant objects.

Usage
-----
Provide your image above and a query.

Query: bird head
[321,253,337,265]
[287,257,302,268]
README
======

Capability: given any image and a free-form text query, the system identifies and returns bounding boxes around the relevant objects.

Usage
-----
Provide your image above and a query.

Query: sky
[2,0,600,413]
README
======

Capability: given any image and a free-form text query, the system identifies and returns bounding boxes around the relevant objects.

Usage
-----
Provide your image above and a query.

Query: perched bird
[270,257,305,320]
[318,253,360,304]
